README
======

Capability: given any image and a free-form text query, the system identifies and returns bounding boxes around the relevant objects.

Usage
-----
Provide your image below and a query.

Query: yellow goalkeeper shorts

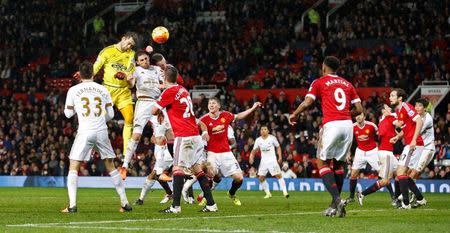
[104,84,134,110]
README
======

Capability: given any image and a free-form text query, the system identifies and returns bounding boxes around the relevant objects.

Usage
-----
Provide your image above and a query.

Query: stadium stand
[0,0,448,179]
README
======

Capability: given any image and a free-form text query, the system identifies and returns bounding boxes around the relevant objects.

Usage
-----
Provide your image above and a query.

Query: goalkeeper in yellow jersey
[92,31,138,175]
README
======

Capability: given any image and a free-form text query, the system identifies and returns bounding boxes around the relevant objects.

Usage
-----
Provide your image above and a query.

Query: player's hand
[127,74,134,82]
[389,136,398,144]
[346,155,353,164]
[249,158,254,165]
[157,111,164,124]
[288,114,298,125]
[409,140,417,151]
[73,71,81,82]
[114,71,127,80]
[252,102,262,109]
[145,45,153,53]
[277,158,282,165]
[201,131,210,142]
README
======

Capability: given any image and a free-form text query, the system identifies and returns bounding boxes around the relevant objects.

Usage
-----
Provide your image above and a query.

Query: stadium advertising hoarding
[1,177,449,193]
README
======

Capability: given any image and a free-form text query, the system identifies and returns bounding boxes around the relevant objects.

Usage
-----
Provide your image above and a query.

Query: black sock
[213,175,222,183]
[408,178,424,200]
[319,166,340,208]
[229,179,243,196]
[197,172,215,206]
[362,181,381,196]
[171,172,185,207]
[333,160,345,194]
[398,175,410,205]
[394,179,401,199]
[385,182,394,199]
[188,186,194,198]
[158,180,173,195]
[349,178,357,198]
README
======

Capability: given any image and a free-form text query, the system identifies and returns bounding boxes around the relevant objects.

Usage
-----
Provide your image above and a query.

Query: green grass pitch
[0,187,449,233]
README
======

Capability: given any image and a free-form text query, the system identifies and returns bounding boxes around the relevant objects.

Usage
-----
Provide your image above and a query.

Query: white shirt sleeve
[253,138,260,151]
[64,89,75,118]
[272,135,280,147]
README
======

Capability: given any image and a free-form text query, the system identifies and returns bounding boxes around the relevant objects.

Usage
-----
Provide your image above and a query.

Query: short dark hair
[392,88,407,101]
[415,98,429,107]
[151,53,164,65]
[165,64,178,83]
[79,61,93,79]
[209,97,221,105]
[135,50,149,62]
[323,56,340,71]
[123,31,138,43]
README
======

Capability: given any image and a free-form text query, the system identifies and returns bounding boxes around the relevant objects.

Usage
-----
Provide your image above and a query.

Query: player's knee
[154,136,166,145]
[131,133,141,141]
[258,176,265,182]
[234,174,243,182]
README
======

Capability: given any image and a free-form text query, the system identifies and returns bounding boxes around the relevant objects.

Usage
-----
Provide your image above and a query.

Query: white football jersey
[420,112,435,150]
[254,135,279,163]
[134,65,164,99]
[65,81,113,132]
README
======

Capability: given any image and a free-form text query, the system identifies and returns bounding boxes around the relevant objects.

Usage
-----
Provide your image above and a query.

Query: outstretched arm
[236,102,262,120]
[288,96,314,125]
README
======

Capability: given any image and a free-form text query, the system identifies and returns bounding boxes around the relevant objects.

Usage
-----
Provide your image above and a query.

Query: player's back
[306,74,360,125]
[378,114,396,151]
[134,65,163,99]
[157,85,198,137]
[67,82,111,133]
[96,45,135,87]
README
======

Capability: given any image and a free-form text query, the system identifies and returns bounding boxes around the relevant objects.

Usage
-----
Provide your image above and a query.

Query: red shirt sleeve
[156,87,175,109]
[176,74,184,85]
[306,80,320,100]
[223,111,235,124]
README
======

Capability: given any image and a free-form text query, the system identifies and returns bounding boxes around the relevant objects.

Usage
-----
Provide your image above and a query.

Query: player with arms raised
[93,32,138,157]
[289,56,363,217]
[389,88,424,209]
[62,61,131,213]
[200,97,262,206]
[151,65,217,213]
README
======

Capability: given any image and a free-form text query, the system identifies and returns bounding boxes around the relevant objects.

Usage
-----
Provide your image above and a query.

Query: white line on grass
[6,225,312,233]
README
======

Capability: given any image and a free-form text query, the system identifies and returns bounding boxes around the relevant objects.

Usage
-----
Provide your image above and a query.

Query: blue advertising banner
[0,176,449,193]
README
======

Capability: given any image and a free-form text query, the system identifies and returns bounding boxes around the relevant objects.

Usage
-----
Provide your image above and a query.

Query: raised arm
[236,102,262,120]
[288,96,314,125]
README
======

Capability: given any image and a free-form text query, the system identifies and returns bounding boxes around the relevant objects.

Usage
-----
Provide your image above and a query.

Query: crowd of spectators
[0,0,449,179]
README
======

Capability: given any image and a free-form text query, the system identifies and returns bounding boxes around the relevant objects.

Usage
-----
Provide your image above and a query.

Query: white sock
[110,169,129,206]
[212,181,219,191]
[139,178,156,200]
[261,180,271,195]
[123,139,138,168]
[67,170,78,208]
[278,178,288,195]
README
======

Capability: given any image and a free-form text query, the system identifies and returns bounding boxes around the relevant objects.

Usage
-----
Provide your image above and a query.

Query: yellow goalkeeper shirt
[93,44,136,88]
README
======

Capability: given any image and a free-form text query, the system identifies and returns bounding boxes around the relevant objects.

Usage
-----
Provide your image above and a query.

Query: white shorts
[414,148,434,172]
[173,135,205,168]
[378,150,398,179]
[398,145,424,168]
[352,147,380,171]
[317,120,353,161]
[258,161,281,176]
[69,129,115,161]
[133,100,171,136]
[207,151,242,177]
[154,147,173,175]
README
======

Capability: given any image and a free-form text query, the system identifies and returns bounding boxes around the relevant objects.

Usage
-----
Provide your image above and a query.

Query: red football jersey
[378,114,397,151]
[354,121,378,151]
[306,74,360,125]
[396,102,424,146]
[200,111,235,153]
[155,84,198,137]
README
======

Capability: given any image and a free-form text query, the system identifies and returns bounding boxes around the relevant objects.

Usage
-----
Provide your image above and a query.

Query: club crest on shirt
[220,118,226,123]
[365,129,370,134]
